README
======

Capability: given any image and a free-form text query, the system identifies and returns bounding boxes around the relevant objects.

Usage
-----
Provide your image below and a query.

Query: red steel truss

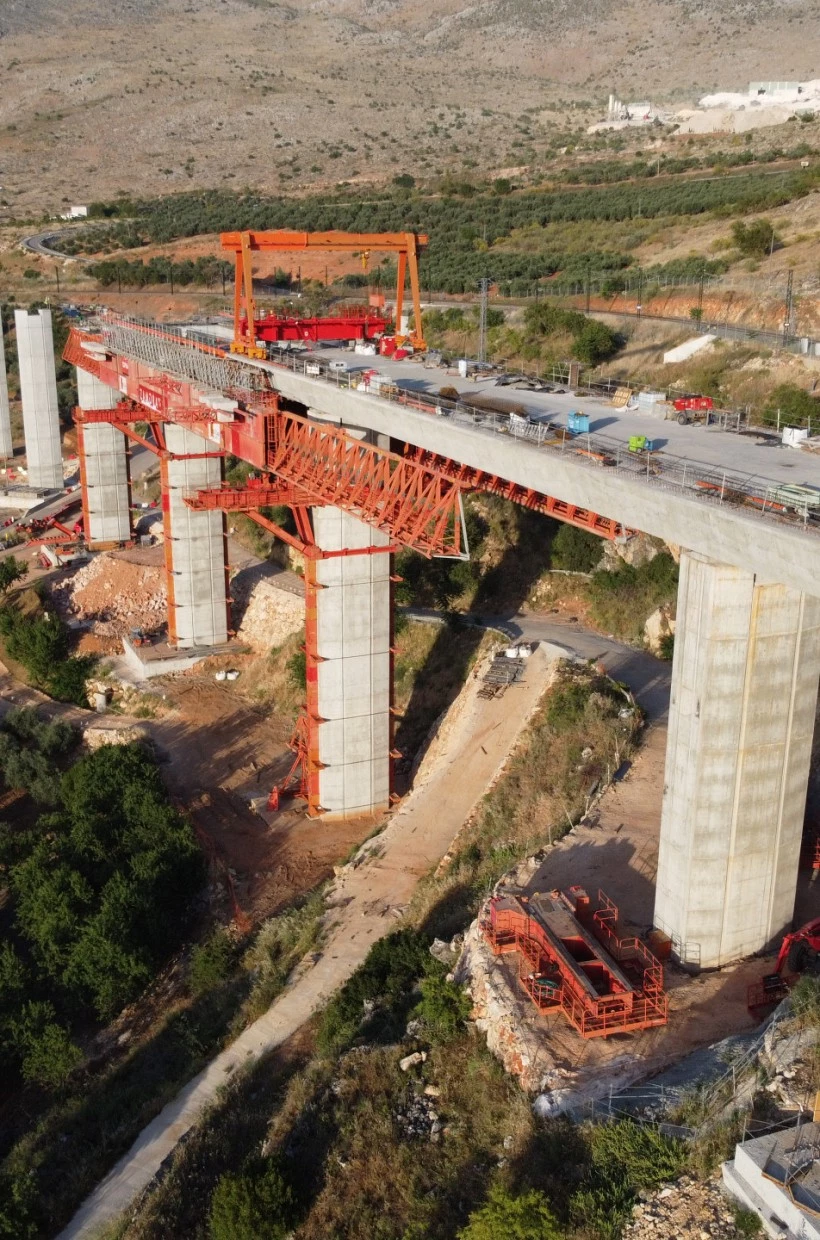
[266,412,467,559]
[403,445,629,539]
[481,887,667,1038]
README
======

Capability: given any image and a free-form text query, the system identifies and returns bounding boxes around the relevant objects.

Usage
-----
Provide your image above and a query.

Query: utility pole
[477,276,490,365]
[55,264,60,298]
[785,268,796,338]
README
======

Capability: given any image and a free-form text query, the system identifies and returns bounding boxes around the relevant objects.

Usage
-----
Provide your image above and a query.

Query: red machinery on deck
[481,887,668,1038]
[239,306,390,346]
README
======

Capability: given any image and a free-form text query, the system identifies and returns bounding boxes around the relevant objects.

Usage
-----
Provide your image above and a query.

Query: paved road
[21,226,89,260]
[407,607,671,722]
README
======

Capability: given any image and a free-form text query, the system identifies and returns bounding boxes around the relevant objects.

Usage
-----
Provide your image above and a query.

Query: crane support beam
[220,230,428,355]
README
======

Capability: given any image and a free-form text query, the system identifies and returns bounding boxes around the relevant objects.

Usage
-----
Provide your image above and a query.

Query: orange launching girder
[263,409,467,558]
[403,445,629,539]
[221,230,428,357]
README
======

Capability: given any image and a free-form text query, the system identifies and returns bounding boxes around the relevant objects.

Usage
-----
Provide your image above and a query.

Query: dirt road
[57,644,561,1240]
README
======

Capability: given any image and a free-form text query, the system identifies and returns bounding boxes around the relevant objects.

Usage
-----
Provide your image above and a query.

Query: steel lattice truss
[101,319,267,392]
[266,410,468,558]
[403,446,627,538]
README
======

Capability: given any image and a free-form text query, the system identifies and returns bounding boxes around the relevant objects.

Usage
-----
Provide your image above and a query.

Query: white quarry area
[589,80,820,137]
[676,79,820,135]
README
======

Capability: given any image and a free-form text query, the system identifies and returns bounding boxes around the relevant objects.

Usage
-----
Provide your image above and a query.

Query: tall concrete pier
[76,370,131,544]
[654,552,820,969]
[0,317,13,459]
[161,424,229,649]
[310,506,392,818]
[15,308,63,490]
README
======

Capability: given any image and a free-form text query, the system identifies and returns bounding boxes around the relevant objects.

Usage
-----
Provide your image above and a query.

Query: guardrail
[95,313,820,540]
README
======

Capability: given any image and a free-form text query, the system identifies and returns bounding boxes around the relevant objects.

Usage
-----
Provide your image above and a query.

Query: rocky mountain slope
[0,0,816,213]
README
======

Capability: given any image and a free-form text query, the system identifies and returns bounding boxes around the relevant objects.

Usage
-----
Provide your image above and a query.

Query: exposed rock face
[644,605,676,655]
[234,578,303,653]
[83,724,151,751]
[601,532,664,570]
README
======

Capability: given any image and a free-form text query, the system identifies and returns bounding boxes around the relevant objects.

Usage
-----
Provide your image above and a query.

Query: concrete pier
[76,370,131,544]
[0,316,13,459]
[654,551,820,969]
[15,308,63,490]
[311,506,392,818]
[162,424,228,648]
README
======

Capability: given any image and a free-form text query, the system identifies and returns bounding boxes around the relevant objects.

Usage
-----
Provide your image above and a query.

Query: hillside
[0,0,817,214]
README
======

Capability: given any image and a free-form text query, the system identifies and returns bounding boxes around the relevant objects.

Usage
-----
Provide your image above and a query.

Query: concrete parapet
[654,551,820,969]
[15,308,63,490]
[76,369,131,544]
[312,505,391,818]
[162,424,228,648]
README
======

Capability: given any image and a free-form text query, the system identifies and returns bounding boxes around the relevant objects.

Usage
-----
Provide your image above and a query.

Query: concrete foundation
[724,1121,820,1238]
[76,369,131,544]
[162,423,228,648]
[312,506,391,818]
[15,308,63,490]
[0,316,13,458]
[654,551,820,969]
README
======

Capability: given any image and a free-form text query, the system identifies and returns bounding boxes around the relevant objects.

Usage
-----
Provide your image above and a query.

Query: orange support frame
[220,229,428,356]
[481,889,667,1039]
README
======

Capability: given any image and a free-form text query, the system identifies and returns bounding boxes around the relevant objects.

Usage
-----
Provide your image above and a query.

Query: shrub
[458,1183,562,1240]
[317,928,430,1053]
[286,649,306,690]
[733,1205,763,1236]
[763,383,818,427]
[550,524,602,573]
[789,975,820,1026]
[731,218,779,258]
[209,1158,295,1240]
[414,964,471,1042]
[189,930,235,996]
[572,319,619,364]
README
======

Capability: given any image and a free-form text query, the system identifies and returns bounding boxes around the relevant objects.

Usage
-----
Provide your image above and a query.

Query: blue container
[567,411,590,434]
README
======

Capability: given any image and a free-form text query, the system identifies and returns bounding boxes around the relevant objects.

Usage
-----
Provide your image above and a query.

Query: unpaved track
[57,644,561,1240]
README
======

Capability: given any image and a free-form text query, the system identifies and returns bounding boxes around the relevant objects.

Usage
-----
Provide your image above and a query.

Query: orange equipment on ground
[747,916,820,1015]
[220,230,428,358]
[481,887,668,1038]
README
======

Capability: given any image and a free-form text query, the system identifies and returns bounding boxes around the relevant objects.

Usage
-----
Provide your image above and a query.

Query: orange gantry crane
[221,229,429,358]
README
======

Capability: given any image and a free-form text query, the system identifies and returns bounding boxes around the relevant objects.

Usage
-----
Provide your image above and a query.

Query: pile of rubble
[623,1175,739,1239]
[52,551,167,639]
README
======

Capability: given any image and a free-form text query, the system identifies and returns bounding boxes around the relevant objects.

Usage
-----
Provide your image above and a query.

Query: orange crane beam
[220,229,428,358]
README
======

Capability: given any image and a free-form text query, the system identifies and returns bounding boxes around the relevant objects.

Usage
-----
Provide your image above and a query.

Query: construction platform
[481,886,668,1038]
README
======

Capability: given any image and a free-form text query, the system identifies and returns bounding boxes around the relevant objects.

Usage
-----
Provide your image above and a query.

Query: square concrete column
[163,424,228,649]
[15,308,63,490]
[0,318,13,459]
[654,551,820,969]
[312,506,391,819]
[76,369,131,544]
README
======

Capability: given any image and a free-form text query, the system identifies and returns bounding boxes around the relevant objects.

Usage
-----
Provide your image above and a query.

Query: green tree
[458,1184,562,1240]
[572,319,619,364]
[731,218,780,258]
[0,556,27,594]
[209,1160,295,1240]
